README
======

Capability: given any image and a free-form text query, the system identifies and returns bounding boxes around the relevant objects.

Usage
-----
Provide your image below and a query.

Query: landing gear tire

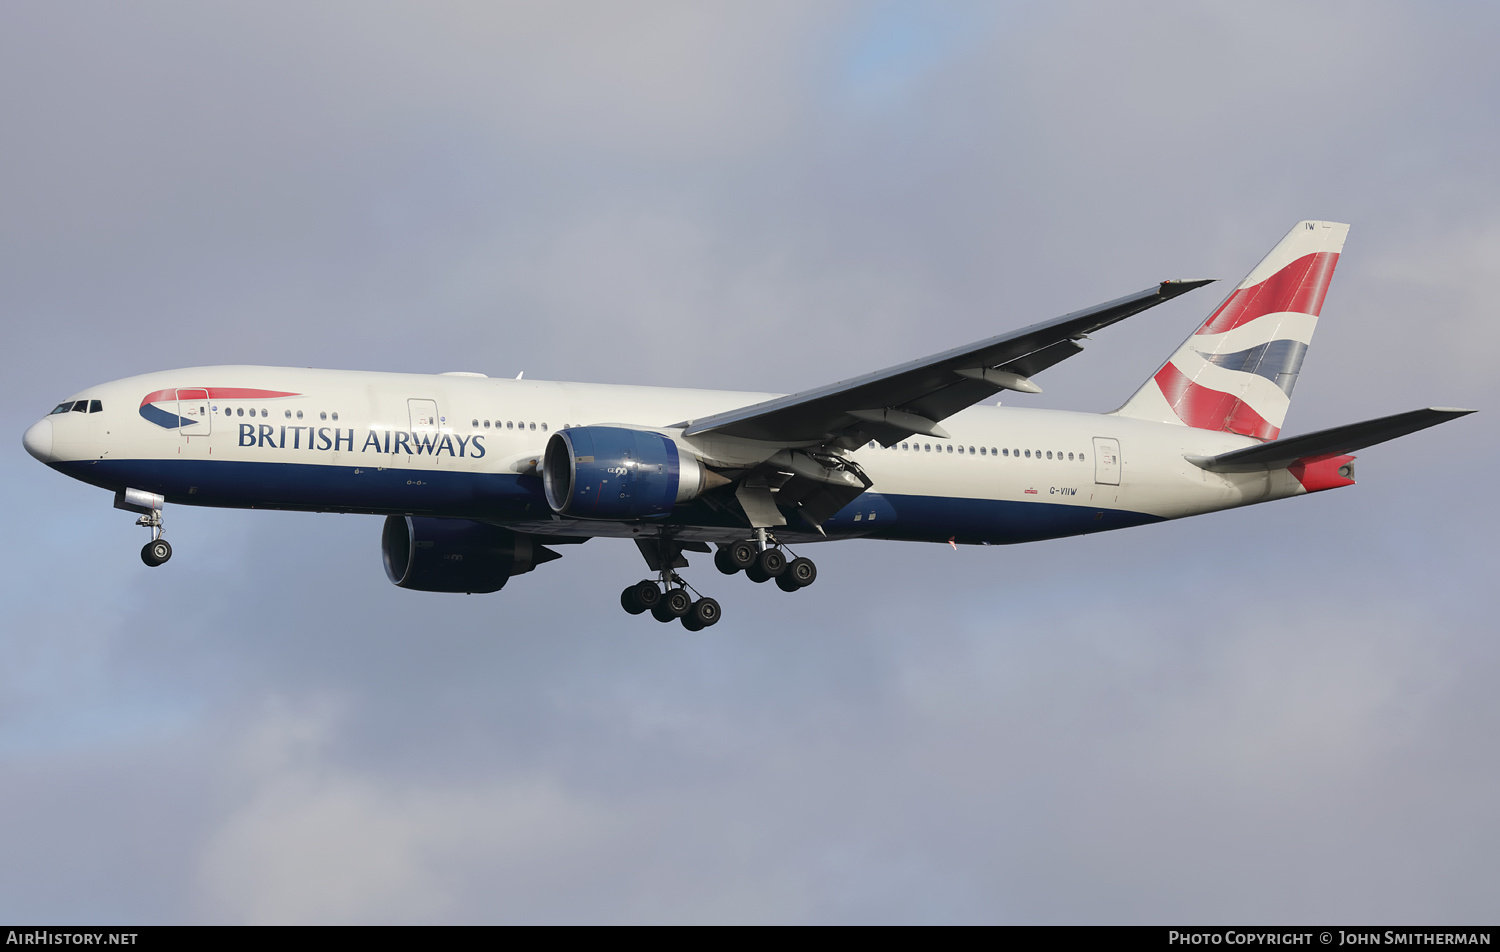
[621,586,647,615]
[728,541,758,570]
[714,547,740,575]
[746,564,770,583]
[787,557,816,588]
[141,539,172,567]
[652,588,692,622]
[622,580,661,615]
[681,597,721,630]
[756,548,786,578]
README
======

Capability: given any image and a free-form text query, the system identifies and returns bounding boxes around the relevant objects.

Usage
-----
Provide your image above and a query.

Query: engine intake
[543,426,707,519]
[381,516,557,593]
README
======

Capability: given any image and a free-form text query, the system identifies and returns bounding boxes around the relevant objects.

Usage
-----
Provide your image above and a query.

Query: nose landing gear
[115,488,172,568]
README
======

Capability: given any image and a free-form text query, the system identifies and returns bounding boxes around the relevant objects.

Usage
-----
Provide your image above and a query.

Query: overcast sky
[2,0,1496,924]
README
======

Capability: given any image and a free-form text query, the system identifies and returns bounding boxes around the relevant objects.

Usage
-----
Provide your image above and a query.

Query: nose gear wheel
[132,507,172,567]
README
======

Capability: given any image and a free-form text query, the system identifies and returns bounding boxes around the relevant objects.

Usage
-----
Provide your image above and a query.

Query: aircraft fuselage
[25,364,1300,548]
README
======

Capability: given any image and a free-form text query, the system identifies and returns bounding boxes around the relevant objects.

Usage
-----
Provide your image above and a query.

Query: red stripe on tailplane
[1288,454,1356,493]
[1154,362,1280,441]
[1195,252,1339,336]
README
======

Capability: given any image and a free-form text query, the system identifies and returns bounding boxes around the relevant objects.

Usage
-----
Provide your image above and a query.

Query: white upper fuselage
[25,365,1307,546]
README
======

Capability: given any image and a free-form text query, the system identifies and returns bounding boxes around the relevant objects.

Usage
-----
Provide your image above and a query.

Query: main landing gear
[620,577,722,631]
[713,533,817,593]
[619,531,816,629]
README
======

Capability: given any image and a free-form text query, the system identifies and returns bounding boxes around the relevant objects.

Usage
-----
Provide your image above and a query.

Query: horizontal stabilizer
[1187,407,1475,473]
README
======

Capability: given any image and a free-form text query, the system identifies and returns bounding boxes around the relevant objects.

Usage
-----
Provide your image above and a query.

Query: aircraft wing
[681,279,1213,447]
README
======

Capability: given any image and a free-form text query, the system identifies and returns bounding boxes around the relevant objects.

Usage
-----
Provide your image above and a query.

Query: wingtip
[1158,278,1216,296]
[1429,407,1477,416]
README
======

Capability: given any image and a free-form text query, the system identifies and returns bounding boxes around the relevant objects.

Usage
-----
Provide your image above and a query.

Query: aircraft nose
[23,417,54,462]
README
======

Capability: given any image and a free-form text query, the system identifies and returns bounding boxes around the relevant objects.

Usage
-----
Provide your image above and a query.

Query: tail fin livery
[1115,220,1349,441]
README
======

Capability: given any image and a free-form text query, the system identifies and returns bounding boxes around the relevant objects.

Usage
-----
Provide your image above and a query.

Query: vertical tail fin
[1115,220,1349,441]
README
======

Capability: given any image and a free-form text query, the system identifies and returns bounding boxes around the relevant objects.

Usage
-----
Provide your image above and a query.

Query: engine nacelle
[543,426,707,519]
[381,516,551,593]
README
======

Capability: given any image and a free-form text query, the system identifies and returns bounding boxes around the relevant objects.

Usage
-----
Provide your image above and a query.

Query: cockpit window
[51,403,72,415]
[71,401,88,413]
[88,400,103,413]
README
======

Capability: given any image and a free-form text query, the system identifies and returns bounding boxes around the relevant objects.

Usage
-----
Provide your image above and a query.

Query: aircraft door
[408,399,439,431]
[1092,436,1120,485]
[176,389,210,436]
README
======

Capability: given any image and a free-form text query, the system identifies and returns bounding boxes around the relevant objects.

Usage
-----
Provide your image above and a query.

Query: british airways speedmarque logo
[138,388,300,429]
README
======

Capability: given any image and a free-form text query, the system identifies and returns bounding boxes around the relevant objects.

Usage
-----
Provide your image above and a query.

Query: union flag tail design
[1115,220,1349,441]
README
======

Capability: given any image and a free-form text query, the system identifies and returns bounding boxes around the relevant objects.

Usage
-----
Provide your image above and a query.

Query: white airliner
[23,221,1472,628]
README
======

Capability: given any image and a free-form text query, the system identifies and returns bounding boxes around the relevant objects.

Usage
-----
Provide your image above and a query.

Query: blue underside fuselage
[52,458,1160,546]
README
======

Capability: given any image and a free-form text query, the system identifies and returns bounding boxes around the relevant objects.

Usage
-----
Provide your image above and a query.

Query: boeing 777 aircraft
[23,222,1472,628]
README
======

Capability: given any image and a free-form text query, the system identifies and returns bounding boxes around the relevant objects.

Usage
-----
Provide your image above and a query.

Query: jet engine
[381,516,558,593]
[542,426,715,519]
